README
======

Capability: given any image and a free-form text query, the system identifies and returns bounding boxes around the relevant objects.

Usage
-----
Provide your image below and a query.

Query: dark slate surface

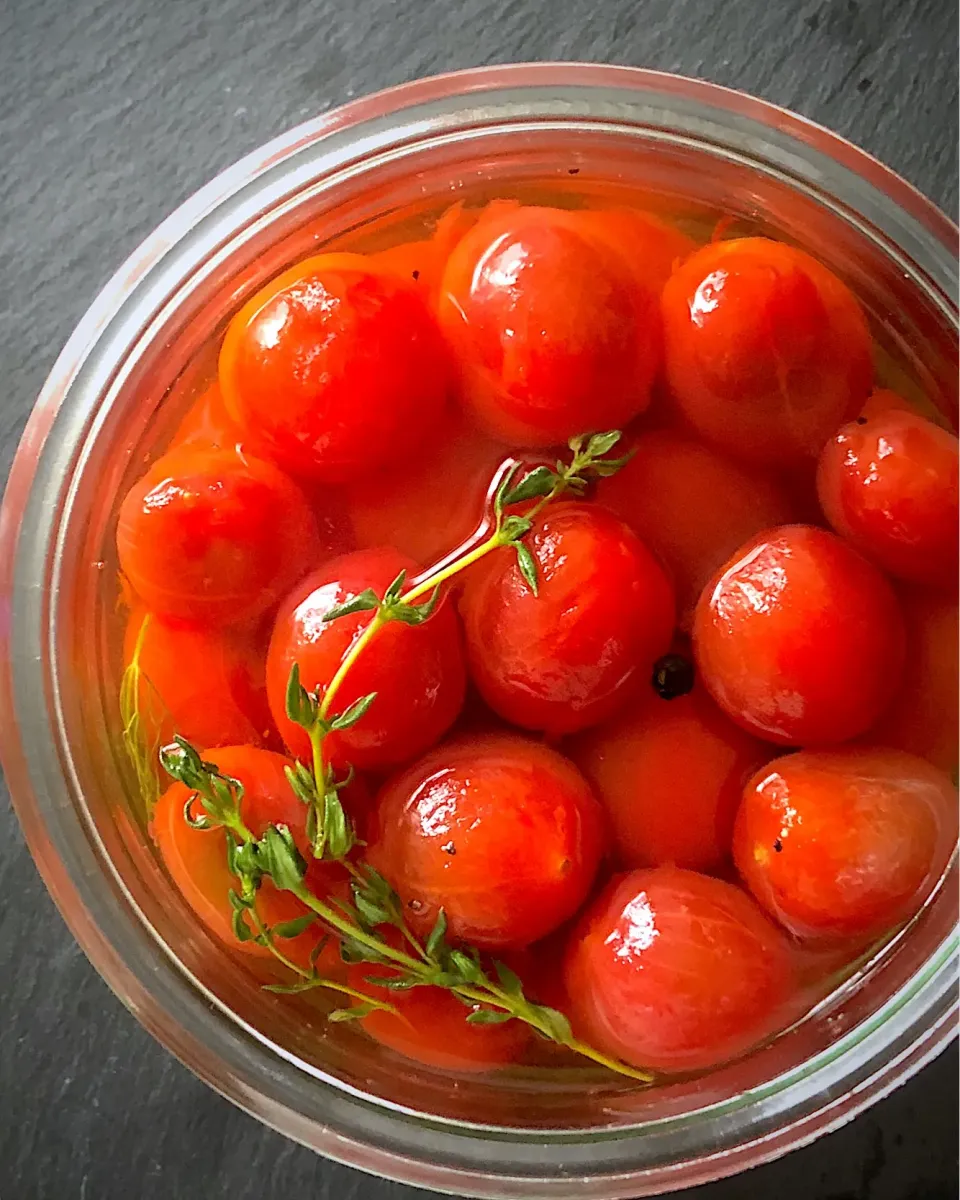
[0,1,957,1197]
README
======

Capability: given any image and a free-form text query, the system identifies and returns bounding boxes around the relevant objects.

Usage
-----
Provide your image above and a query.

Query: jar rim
[1,63,956,1199]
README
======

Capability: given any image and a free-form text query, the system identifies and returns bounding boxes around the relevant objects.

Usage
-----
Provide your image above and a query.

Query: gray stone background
[0,1,957,1197]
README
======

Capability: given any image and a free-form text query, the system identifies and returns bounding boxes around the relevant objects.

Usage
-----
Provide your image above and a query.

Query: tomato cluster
[117,192,958,1083]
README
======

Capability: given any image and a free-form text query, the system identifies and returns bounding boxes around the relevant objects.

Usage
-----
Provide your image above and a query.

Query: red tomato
[693,525,905,745]
[219,253,448,483]
[367,734,605,950]
[734,748,958,941]
[596,430,796,627]
[563,867,794,1073]
[117,446,322,627]
[661,238,872,465]
[460,503,676,735]
[346,960,530,1073]
[151,746,335,967]
[570,669,769,872]
[123,609,274,750]
[867,588,958,774]
[266,547,466,772]
[345,408,506,567]
[438,205,660,446]
[817,406,959,589]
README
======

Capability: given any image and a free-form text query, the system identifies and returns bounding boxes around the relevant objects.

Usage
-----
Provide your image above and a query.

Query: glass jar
[0,64,956,1200]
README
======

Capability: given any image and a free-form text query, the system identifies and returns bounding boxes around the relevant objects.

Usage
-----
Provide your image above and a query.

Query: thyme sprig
[141,428,648,1081]
[161,738,653,1082]
[317,429,633,719]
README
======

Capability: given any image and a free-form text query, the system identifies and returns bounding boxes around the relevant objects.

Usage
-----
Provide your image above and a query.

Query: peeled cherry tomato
[734,748,958,941]
[346,409,506,567]
[693,525,905,745]
[571,666,768,872]
[266,547,465,772]
[460,503,675,735]
[661,238,872,464]
[868,588,959,774]
[817,406,958,589]
[438,205,660,446]
[219,253,448,483]
[123,609,273,750]
[367,734,605,950]
[597,430,795,626]
[151,746,329,967]
[117,446,322,627]
[563,867,793,1072]
[346,960,530,1073]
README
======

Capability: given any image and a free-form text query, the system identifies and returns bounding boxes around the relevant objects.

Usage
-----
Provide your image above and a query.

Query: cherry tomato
[438,205,660,446]
[219,253,448,483]
[867,588,958,774]
[570,664,768,872]
[596,430,796,627]
[123,608,274,750]
[693,525,905,745]
[734,748,958,941]
[345,408,506,567]
[817,406,958,589]
[151,746,332,967]
[661,238,872,465]
[460,502,676,735]
[117,445,322,627]
[346,959,530,1073]
[266,547,466,772]
[367,734,605,950]
[563,867,794,1073]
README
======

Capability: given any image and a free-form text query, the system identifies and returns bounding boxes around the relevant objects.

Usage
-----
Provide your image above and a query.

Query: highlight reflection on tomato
[734,748,959,941]
[438,205,661,446]
[564,867,794,1072]
[661,237,872,465]
[368,734,605,950]
[220,253,449,483]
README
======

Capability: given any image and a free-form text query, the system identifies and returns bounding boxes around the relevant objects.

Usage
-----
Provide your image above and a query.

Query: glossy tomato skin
[367,734,605,950]
[266,547,466,772]
[438,206,660,446]
[734,748,959,942]
[817,407,959,589]
[570,674,769,873]
[661,237,872,465]
[867,588,959,775]
[219,253,448,483]
[123,609,274,750]
[460,503,676,735]
[563,867,794,1073]
[346,959,530,1073]
[693,525,906,746]
[151,746,333,968]
[596,430,796,627]
[117,446,322,627]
